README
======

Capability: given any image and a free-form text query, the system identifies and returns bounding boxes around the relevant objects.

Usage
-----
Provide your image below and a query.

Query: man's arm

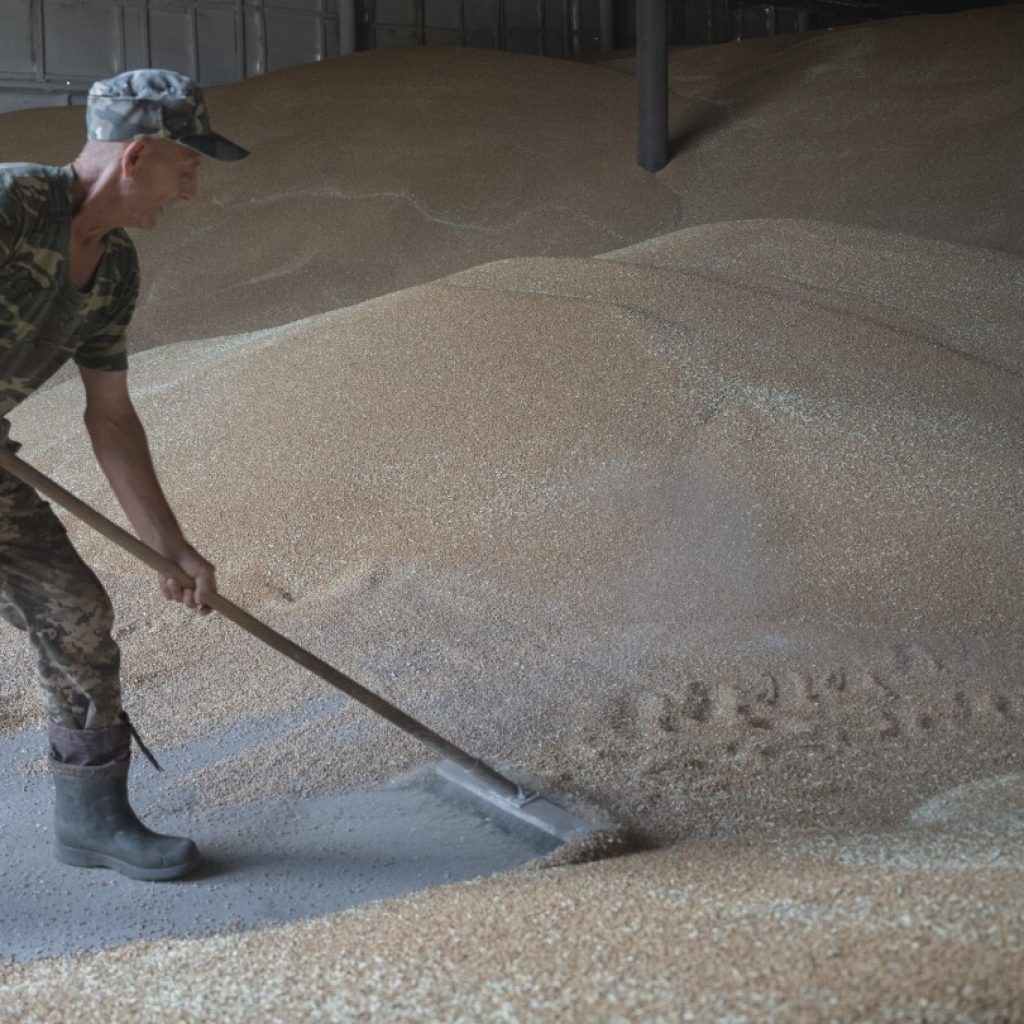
[80,365,216,613]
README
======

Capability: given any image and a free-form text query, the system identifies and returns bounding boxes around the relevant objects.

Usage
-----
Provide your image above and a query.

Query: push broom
[0,447,597,845]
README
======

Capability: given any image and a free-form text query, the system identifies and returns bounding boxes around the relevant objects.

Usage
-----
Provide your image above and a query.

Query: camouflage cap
[86,69,248,162]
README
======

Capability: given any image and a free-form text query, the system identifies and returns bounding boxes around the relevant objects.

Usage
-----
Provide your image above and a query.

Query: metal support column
[637,0,668,173]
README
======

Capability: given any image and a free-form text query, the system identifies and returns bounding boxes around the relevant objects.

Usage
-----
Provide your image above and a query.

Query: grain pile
[1,4,1022,1021]
[604,3,1024,254]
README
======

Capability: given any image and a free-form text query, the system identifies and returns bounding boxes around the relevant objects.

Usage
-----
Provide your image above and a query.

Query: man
[0,69,248,880]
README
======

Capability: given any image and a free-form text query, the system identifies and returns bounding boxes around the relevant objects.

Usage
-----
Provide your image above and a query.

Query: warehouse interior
[0,0,1022,1019]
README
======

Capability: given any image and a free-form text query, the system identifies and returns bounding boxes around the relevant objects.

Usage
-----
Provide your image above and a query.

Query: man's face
[122,140,201,229]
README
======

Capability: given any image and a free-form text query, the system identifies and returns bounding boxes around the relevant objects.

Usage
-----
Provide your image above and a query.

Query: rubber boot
[49,722,199,881]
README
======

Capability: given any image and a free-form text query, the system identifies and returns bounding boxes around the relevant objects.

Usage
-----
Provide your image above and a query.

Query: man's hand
[158,544,217,615]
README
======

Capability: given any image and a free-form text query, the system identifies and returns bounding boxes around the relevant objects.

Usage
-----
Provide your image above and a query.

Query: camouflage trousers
[0,423,122,729]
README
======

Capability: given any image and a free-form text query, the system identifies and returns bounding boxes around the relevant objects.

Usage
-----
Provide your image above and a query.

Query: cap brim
[180,133,249,162]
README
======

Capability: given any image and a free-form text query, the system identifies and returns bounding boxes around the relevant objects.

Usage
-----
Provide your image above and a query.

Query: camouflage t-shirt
[0,162,139,418]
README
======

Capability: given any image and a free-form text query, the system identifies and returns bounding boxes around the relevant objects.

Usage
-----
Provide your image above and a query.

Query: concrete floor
[0,714,558,964]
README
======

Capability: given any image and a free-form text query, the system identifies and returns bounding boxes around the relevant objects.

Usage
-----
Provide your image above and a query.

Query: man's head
[75,69,247,230]
[116,138,202,228]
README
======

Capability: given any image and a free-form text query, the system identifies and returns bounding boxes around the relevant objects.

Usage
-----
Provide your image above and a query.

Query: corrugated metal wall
[612,0,729,48]
[365,0,614,56]
[362,0,735,54]
[0,0,356,113]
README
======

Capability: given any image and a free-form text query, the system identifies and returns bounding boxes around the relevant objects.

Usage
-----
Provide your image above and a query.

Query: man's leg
[0,470,122,730]
[0,461,198,880]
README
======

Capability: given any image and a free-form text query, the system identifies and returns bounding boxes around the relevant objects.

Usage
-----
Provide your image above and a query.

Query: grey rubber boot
[49,722,199,882]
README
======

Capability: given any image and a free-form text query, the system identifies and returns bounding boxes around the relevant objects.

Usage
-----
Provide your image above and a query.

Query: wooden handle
[0,446,522,799]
